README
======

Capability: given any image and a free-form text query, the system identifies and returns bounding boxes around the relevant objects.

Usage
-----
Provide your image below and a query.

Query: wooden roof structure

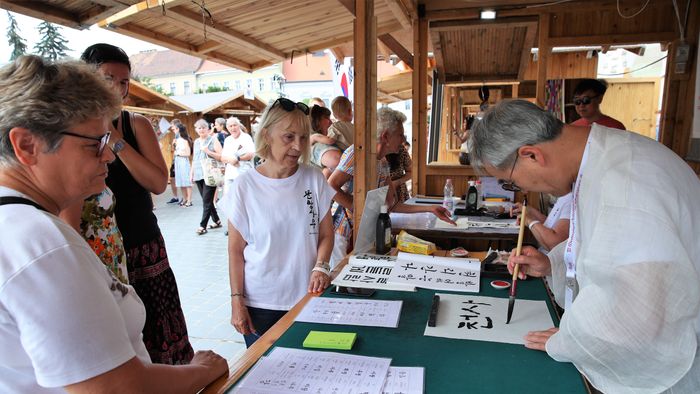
[168,91,267,116]
[377,70,432,104]
[0,0,139,30]
[125,78,191,116]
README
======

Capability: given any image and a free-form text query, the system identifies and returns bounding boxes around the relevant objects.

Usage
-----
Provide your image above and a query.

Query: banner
[329,53,354,102]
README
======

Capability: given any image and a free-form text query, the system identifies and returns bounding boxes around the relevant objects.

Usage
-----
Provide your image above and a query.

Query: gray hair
[194,118,209,130]
[468,99,563,170]
[226,116,242,126]
[215,117,226,127]
[377,107,406,139]
[0,55,121,167]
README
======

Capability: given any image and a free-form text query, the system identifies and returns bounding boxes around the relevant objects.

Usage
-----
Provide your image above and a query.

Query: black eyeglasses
[499,153,521,192]
[273,98,309,115]
[61,131,111,157]
[573,95,599,106]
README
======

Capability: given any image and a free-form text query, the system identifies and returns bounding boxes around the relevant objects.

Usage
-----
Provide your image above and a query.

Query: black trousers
[195,179,220,228]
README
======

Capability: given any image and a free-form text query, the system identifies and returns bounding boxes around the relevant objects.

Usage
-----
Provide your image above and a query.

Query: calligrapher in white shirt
[468,99,700,394]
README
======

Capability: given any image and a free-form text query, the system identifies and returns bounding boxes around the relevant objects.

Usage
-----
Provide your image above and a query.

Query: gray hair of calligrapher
[468,99,564,171]
[0,55,121,168]
[377,107,406,139]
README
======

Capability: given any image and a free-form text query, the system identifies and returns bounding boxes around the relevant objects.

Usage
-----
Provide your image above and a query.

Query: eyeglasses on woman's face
[573,95,599,106]
[273,98,309,115]
[498,153,521,192]
[60,131,111,157]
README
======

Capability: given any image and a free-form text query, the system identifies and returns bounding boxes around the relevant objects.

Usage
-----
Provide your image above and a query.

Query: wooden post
[352,0,377,243]
[413,5,428,195]
[536,13,550,108]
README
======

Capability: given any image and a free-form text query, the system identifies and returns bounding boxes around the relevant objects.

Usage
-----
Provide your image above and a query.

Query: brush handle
[511,203,528,283]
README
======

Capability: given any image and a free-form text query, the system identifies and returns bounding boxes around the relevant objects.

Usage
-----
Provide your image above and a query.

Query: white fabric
[221,132,255,180]
[330,232,349,269]
[543,192,572,229]
[174,137,190,156]
[0,187,150,392]
[220,165,335,310]
[544,125,700,393]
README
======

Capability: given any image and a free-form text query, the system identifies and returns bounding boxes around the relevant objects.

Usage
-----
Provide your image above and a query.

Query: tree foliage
[34,21,70,61]
[6,12,27,61]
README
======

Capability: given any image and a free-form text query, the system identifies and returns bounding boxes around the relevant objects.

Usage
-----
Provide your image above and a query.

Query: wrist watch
[111,138,126,154]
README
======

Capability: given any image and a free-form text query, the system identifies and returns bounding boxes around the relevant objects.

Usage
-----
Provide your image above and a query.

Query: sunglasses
[273,98,309,115]
[61,131,111,157]
[573,95,599,106]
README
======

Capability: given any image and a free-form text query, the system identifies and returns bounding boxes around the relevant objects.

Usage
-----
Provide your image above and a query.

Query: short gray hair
[215,117,226,127]
[468,99,563,170]
[377,107,406,139]
[226,116,242,126]
[194,118,209,129]
[0,55,121,167]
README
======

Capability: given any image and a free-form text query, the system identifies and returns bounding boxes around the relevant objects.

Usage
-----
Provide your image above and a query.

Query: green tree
[6,12,27,61]
[34,21,70,61]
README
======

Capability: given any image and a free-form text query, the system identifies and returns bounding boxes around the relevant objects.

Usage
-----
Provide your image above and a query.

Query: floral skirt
[126,234,194,364]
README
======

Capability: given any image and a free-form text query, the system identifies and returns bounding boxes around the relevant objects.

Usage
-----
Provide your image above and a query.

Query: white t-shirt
[0,187,151,392]
[220,165,335,310]
[543,192,572,228]
[221,132,255,180]
[174,137,190,157]
[544,126,700,393]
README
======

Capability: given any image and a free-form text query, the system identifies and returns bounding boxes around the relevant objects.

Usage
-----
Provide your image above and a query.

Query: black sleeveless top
[107,111,160,249]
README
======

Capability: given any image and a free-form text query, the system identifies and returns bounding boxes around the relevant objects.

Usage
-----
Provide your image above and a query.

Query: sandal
[208,221,222,229]
[196,227,207,235]
[183,201,192,207]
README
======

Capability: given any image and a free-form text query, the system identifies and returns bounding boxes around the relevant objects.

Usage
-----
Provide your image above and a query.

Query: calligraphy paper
[434,217,517,230]
[296,297,403,328]
[424,293,554,345]
[381,367,424,394]
[333,254,415,292]
[387,253,481,293]
[233,347,391,394]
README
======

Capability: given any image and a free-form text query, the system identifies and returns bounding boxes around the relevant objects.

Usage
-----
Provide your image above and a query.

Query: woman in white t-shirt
[512,193,572,252]
[0,55,226,393]
[221,98,336,348]
[221,116,255,196]
[173,123,193,206]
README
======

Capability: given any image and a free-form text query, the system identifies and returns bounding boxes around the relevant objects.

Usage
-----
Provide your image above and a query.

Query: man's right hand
[507,245,552,279]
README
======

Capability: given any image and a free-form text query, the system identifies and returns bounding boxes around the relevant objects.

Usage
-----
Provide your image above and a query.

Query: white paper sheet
[349,253,398,266]
[387,253,481,293]
[233,347,392,394]
[295,297,403,328]
[333,262,416,292]
[434,216,517,230]
[424,293,554,345]
[381,367,425,394]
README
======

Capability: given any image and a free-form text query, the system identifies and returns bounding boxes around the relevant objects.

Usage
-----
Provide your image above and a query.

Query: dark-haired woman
[81,43,194,364]
[173,123,193,206]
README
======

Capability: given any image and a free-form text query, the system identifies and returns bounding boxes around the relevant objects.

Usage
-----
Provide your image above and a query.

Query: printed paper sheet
[333,254,415,292]
[296,297,403,328]
[387,253,481,293]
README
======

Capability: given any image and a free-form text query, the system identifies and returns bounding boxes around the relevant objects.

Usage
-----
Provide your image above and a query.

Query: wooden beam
[0,0,83,29]
[306,21,404,54]
[430,17,538,32]
[445,75,520,84]
[429,30,446,83]
[413,6,428,196]
[425,8,480,21]
[196,41,225,54]
[384,0,412,29]
[378,33,414,69]
[447,80,521,87]
[123,105,174,117]
[548,32,677,47]
[336,0,355,14]
[518,23,537,80]
[166,6,285,62]
[99,0,190,26]
[329,47,345,63]
[535,13,550,108]
[352,0,377,245]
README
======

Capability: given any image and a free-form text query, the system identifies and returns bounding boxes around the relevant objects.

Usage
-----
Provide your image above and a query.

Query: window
[235,80,241,91]
[269,77,275,90]
[405,100,411,110]
[201,83,208,92]
[169,82,176,95]
[184,81,191,95]
[258,78,264,91]
[224,81,230,90]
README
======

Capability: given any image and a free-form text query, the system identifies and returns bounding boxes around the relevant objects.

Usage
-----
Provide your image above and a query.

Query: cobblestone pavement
[152,189,247,366]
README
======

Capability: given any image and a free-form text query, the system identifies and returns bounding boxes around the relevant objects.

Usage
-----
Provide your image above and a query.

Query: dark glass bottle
[466,180,478,214]
[376,204,392,254]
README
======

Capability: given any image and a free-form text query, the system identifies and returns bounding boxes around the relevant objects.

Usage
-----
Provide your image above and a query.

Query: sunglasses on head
[573,95,599,106]
[273,98,309,115]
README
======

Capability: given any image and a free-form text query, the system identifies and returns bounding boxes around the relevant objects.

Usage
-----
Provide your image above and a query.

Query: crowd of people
[1,42,698,394]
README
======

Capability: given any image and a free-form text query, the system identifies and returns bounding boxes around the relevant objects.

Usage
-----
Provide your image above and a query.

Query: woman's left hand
[308,271,330,293]
[432,206,456,225]
[524,327,559,351]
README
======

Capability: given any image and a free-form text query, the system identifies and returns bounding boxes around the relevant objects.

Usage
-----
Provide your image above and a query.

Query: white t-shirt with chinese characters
[220,165,335,310]
[0,187,151,392]
[222,132,255,180]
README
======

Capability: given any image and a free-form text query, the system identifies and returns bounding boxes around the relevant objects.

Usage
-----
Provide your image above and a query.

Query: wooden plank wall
[601,78,660,139]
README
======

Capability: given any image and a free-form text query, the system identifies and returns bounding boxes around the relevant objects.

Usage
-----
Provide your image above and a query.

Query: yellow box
[396,230,436,255]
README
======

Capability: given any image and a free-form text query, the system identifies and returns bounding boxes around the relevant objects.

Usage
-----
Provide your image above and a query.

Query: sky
[0,11,164,64]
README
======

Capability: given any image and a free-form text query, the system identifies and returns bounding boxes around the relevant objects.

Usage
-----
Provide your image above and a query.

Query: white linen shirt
[221,132,255,180]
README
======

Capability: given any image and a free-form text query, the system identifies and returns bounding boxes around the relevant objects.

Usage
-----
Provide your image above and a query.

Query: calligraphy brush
[506,197,527,324]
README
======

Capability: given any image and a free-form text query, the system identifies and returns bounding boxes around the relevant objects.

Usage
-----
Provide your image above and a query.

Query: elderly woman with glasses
[0,55,227,393]
[570,79,625,130]
[220,98,336,347]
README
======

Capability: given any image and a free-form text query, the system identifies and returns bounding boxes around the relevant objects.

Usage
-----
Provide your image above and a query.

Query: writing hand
[507,245,551,279]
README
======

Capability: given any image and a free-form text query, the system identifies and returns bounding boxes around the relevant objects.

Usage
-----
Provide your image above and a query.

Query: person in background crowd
[309,105,341,178]
[173,123,193,207]
[221,116,255,196]
[222,98,335,348]
[571,79,625,130]
[190,118,223,234]
[469,99,699,393]
[510,193,571,252]
[326,96,354,151]
[166,119,183,204]
[214,117,228,146]
[309,97,325,108]
[81,43,194,364]
[0,54,227,393]
[385,134,412,203]
[328,108,454,267]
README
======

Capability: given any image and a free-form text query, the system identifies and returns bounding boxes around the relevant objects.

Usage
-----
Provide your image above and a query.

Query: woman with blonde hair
[221,98,336,347]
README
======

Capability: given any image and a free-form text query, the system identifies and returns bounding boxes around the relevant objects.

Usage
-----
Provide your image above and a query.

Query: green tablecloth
[228,277,588,393]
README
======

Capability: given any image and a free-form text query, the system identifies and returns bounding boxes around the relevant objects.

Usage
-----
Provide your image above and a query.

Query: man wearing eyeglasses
[570,79,625,130]
[468,99,700,394]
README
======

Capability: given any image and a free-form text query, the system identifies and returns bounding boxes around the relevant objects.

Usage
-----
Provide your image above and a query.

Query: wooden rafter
[384,0,412,29]
[518,22,537,80]
[0,0,84,29]
[306,21,404,54]
[548,32,677,47]
[430,16,538,32]
[100,0,190,25]
[429,29,446,83]
[378,33,413,69]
